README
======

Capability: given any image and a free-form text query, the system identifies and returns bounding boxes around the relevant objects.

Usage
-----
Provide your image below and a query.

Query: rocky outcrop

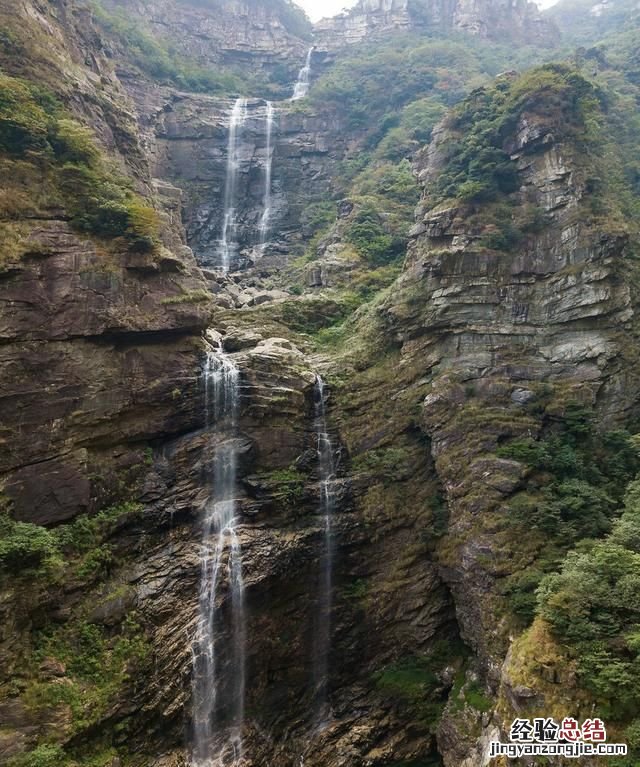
[140,93,348,270]
[99,0,310,82]
[315,0,559,50]
[314,0,413,47]
[376,75,640,764]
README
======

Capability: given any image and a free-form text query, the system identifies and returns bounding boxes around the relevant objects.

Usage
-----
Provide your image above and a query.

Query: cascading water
[218,98,248,273]
[312,375,336,724]
[191,343,246,766]
[291,47,314,101]
[258,100,275,253]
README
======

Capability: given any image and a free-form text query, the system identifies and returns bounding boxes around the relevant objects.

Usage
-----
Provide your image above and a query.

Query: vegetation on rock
[538,478,640,722]
[0,71,159,250]
[431,64,603,205]
[498,406,639,623]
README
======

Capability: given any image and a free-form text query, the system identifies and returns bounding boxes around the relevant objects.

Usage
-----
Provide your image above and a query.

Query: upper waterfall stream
[218,98,277,270]
[258,100,275,253]
[291,47,314,101]
[218,98,248,273]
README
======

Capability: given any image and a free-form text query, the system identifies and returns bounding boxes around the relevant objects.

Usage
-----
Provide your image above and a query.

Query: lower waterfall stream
[192,344,246,766]
[312,375,336,725]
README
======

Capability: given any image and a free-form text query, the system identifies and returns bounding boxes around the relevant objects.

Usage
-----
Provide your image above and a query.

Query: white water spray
[192,344,246,766]
[312,375,336,723]
[218,98,248,273]
[291,47,314,101]
[258,100,275,253]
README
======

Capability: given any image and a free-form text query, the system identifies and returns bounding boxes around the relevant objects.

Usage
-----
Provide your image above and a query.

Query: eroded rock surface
[315,0,559,49]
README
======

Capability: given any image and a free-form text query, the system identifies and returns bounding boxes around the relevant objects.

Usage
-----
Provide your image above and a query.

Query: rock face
[0,221,211,526]
[314,0,413,46]
[0,0,209,759]
[0,0,213,527]
[99,0,310,79]
[0,4,455,766]
[314,0,559,49]
[2,2,637,767]
[378,77,640,764]
[137,91,347,270]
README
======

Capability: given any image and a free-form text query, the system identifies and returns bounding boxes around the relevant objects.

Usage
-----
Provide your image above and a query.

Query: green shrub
[0,502,141,576]
[310,33,539,137]
[0,72,160,248]
[479,219,522,251]
[346,205,405,266]
[55,502,142,555]
[352,446,411,482]
[299,201,336,238]
[75,545,114,580]
[463,681,493,712]
[267,0,312,38]
[0,516,60,572]
[537,478,640,720]
[0,73,51,156]
[8,744,70,767]
[50,119,99,165]
[625,719,640,750]
[261,468,306,508]
[353,160,418,206]
[376,98,446,161]
[502,567,547,624]
[27,612,151,743]
[497,405,639,630]
[342,579,368,600]
[373,653,449,730]
[432,65,603,205]
[375,657,438,698]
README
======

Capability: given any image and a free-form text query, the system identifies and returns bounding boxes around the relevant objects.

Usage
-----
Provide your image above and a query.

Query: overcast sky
[296,0,357,21]
[296,0,558,23]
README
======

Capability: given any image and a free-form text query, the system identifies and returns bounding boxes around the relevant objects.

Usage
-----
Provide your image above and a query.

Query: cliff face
[0,3,456,765]
[99,0,310,79]
[377,69,640,764]
[0,0,213,526]
[0,0,209,759]
[140,93,346,270]
[2,1,639,766]
[314,0,559,49]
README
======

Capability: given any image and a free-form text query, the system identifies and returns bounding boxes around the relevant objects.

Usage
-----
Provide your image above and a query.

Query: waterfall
[291,47,314,101]
[192,343,246,766]
[312,375,336,724]
[258,100,275,253]
[218,98,248,274]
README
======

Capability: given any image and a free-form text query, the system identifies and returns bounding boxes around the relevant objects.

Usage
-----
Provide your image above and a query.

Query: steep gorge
[1,1,640,766]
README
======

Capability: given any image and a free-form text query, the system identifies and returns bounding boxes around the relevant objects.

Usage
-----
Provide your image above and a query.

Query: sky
[296,0,558,22]
[297,0,358,21]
